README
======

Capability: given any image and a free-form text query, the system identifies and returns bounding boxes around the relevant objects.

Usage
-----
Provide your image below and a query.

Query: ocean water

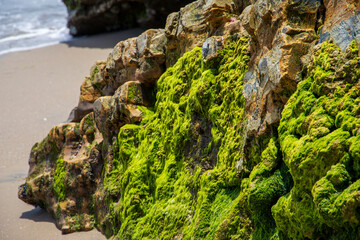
[0,0,70,56]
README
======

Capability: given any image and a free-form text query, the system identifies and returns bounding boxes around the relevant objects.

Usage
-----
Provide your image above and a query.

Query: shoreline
[0,40,68,57]
[0,28,144,58]
[0,28,143,240]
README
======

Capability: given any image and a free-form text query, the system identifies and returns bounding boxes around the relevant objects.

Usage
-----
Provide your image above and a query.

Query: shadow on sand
[20,206,56,224]
[62,28,145,49]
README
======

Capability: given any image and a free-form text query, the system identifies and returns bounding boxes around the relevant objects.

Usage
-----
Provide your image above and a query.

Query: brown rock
[18,114,103,233]
[135,29,167,85]
[93,82,149,138]
[242,0,320,137]
[117,81,152,106]
[165,0,250,66]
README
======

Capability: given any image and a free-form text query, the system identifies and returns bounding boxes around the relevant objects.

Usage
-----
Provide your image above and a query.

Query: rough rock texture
[62,0,195,36]
[319,0,360,51]
[19,113,103,233]
[242,0,322,139]
[68,0,249,122]
[20,0,360,239]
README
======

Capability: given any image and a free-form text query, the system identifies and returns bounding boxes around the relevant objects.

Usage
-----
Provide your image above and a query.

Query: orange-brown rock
[68,0,247,122]
[18,113,103,233]
[319,0,360,51]
[242,0,320,137]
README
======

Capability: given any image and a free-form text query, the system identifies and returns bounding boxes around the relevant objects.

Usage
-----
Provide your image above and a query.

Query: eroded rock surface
[20,0,360,239]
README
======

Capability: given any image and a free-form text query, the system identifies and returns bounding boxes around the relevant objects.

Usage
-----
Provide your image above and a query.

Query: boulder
[62,0,195,36]
[18,114,103,233]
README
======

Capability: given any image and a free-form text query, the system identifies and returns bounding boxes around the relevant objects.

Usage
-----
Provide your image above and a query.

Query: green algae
[127,83,143,104]
[91,65,99,80]
[29,32,360,238]
[53,158,66,202]
[96,37,261,239]
[237,130,293,240]
[273,41,360,239]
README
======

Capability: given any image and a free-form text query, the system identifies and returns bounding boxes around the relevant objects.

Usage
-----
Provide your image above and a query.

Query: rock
[18,115,103,233]
[117,81,152,106]
[93,81,150,138]
[201,36,225,60]
[62,0,195,36]
[67,101,93,123]
[102,28,167,89]
[19,0,360,239]
[318,0,360,51]
[320,13,360,51]
[68,0,248,123]
[135,29,167,85]
[165,0,250,65]
[242,0,320,137]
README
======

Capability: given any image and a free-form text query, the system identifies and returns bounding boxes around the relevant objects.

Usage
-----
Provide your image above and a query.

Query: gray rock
[320,12,360,51]
[201,36,224,60]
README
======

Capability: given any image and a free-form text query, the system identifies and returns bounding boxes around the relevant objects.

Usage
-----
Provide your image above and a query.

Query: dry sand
[0,29,143,240]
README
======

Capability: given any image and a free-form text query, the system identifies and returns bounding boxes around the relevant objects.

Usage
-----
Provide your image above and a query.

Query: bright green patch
[97,37,259,239]
[53,158,67,202]
[273,41,360,239]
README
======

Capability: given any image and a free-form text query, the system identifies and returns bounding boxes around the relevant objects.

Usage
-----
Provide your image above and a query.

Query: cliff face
[19,0,360,239]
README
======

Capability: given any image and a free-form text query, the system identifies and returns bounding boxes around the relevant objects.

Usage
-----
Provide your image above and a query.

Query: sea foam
[0,0,71,56]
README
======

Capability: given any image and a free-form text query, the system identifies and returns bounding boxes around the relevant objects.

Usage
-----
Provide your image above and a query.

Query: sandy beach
[0,29,143,240]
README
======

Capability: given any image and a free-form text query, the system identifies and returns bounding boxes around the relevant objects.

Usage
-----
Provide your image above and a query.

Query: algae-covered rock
[19,0,360,239]
[19,113,103,233]
[68,1,246,122]
[272,41,360,239]
[95,36,254,239]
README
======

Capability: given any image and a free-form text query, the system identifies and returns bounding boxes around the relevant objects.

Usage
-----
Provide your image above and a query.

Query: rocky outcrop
[62,0,195,36]
[20,0,360,239]
[68,0,248,123]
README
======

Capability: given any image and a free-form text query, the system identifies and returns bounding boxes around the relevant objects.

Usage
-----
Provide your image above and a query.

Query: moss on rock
[272,41,360,239]
[53,158,67,202]
[19,14,360,238]
[95,36,261,239]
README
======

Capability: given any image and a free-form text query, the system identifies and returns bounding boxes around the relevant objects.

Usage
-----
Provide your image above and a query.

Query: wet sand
[0,28,143,240]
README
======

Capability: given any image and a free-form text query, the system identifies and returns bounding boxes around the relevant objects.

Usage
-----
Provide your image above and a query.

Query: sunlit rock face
[20,0,360,238]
